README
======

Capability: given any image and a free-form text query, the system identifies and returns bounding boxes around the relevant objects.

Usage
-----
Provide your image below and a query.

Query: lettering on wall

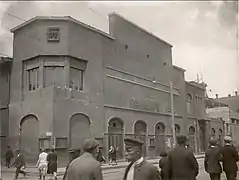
[47,27,60,42]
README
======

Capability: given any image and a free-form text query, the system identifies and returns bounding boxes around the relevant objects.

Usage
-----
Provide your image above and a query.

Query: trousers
[209,173,221,180]
[225,171,237,180]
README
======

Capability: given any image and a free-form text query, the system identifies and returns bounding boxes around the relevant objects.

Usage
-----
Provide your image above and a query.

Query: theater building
[7,13,210,164]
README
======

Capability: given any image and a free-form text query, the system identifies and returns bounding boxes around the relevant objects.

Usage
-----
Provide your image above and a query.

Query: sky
[0,1,238,98]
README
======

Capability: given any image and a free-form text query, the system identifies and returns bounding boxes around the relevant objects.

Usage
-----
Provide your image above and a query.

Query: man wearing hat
[64,138,103,180]
[123,138,161,180]
[12,150,26,179]
[204,138,222,180]
[220,136,239,180]
[165,135,199,180]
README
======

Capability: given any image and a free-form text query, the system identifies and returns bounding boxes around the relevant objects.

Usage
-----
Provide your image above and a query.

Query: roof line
[173,65,186,72]
[108,12,173,47]
[185,81,206,90]
[10,16,115,40]
[22,54,87,62]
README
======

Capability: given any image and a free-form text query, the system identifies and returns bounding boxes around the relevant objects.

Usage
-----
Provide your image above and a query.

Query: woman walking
[36,149,48,180]
[47,149,58,180]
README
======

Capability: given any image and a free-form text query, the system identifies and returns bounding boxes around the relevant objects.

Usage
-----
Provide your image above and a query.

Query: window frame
[69,67,84,91]
[27,67,39,91]
[43,65,64,87]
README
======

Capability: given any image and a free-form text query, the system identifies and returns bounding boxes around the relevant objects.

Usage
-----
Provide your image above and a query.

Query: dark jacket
[13,154,26,168]
[123,159,162,180]
[47,152,57,173]
[5,149,13,159]
[166,145,199,180]
[204,146,222,174]
[64,152,103,180]
[220,145,239,173]
[159,157,169,179]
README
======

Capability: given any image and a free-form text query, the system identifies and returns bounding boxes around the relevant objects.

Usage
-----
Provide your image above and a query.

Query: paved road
[1,159,237,180]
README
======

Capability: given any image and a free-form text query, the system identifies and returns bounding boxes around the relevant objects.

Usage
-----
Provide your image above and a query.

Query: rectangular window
[55,138,67,149]
[44,66,64,87]
[187,102,191,114]
[28,67,39,91]
[70,67,83,91]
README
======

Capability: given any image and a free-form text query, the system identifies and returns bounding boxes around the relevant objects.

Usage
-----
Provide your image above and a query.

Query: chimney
[216,94,218,99]
[235,91,238,96]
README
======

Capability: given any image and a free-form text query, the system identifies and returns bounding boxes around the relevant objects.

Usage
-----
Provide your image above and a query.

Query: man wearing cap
[204,138,222,180]
[165,135,199,180]
[220,136,239,180]
[123,138,161,180]
[64,138,103,180]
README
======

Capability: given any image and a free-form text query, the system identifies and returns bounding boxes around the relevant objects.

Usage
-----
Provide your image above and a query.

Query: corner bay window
[44,66,64,87]
[28,67,39,91]
[70,67,83,91]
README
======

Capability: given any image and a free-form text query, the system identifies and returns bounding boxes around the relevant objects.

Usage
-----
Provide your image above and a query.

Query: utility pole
[170,81,176,148]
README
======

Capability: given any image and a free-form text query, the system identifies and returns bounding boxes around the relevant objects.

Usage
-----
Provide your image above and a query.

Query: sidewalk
[2,154,205,176]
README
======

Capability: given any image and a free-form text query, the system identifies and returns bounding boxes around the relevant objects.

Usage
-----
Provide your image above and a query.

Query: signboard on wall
[46,132,52,137]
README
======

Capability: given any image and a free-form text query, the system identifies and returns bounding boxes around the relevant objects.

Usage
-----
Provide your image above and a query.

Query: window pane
[70,68,83,91]
[28,68,39,91]
[44,66,64,87]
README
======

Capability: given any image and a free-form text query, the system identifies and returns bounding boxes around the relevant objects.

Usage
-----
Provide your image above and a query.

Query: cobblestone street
[2,159,238,180]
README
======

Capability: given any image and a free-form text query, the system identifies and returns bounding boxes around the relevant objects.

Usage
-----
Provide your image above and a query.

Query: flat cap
[124,138,144,147]
[224,136,232,143]
[209,138,217,145]
[83,138,99,151]
[176,135,187,144]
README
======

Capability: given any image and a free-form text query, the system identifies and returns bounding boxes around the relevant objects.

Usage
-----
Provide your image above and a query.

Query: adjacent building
[206,93,239,149]
[0,56,12,157]
[4,13,217,164]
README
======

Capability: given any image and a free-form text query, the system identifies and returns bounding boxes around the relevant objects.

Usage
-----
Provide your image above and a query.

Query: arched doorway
[20,115,39,164]
[108,117,124,159]
[69,114,90,150]
[155,122,165,156]
[188,126,196,152]
[134,120,147,157]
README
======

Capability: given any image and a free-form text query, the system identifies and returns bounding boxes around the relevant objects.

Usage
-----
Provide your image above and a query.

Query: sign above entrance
[46,132,52,137]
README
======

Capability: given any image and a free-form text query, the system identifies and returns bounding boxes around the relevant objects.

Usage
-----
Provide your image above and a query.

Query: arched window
[189,126,196,135]
[175,124,181,134]
[211,128,216,137]
[186,93,193,114]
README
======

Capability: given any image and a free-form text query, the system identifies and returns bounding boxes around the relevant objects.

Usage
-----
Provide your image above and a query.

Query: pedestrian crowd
[4,134,239,180]
[4,147,58,179]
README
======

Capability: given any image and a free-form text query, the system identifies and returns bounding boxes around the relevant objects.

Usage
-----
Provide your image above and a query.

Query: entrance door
[108,117,124,159]
[134,120,147,157]
[155,122,165,156]
[20,115,39,164]
[69,114,90,150]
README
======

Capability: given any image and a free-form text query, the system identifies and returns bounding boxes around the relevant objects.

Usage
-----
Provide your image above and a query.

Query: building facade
[7,13,211,164]
[206,94,239,150]
[0,57,12,158]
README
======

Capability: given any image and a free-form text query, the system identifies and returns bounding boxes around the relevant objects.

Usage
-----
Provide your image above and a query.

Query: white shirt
[127,157,144,180]
[37,152,48,168]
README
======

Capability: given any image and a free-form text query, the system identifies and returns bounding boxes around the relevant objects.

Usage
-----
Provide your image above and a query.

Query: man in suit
[220,136,239,180]
[165,135,199,180]
[204,138,222,180]
[64,138,103,180]
[123,138,161,180]
[12,150,26,179]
